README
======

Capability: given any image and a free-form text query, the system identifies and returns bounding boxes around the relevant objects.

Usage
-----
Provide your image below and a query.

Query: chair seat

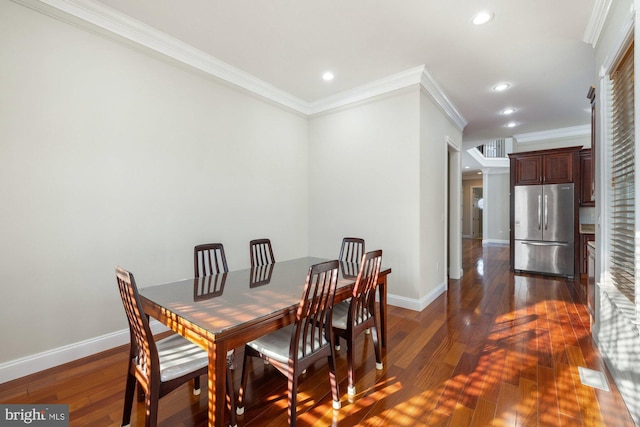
[331,299,372,330]
[247,324,328,363]
[156,334,208,382]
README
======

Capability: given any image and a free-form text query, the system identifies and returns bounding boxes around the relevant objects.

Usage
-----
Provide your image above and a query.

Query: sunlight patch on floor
[578,367,610,391]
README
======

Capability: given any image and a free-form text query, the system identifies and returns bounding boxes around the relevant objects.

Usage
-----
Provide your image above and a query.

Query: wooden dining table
[138,256,391,427]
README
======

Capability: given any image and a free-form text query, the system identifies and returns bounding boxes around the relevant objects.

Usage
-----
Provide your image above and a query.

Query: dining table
[138,256,391,427]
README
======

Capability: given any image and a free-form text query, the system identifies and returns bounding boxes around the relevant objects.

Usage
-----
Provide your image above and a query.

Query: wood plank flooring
[0,240,635,426]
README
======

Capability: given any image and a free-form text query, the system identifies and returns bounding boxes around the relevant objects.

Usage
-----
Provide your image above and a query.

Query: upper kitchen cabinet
[510,146,582,186]
[580,149,594,206]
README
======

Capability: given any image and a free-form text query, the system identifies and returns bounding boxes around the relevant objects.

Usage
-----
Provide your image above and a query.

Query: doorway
[472,186,483,239]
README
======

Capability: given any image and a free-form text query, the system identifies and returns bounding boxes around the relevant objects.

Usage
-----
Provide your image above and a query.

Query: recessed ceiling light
[477,171,483,175]
[472,11,494,25]
[464,166,470,169]
[501,108,516,115]
[506,122,518,128]
[493,83,510,92]
[322,72,334,81]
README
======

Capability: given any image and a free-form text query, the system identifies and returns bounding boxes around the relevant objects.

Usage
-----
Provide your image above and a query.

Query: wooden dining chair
[339,237,365,263]
[193,244,238,422]
[236,260,341,426]
[116,266,217,427]
[332,250,383,397]
[194,243,229,276]
[249,238,275,268]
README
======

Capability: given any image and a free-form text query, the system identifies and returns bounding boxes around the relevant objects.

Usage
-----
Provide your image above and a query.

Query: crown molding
[309,65,468,132]
[583,0,613,47]
[419,67,468,132]
[12,0,467,126]
[12,0,311,113]
[514,125,590,144]
[308,65,425,115]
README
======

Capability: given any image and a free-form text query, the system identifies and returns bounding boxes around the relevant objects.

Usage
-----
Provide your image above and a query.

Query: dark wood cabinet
[512,154,542,185]
[580,149,594,206]
[511,147,579,186]
[543,151,576,183]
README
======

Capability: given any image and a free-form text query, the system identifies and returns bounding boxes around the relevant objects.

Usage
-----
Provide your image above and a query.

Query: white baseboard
[1,284,449,384]
[448,267,463,280]
[387,281,447,312]
[482,239,509,245]
[0,321,168,385]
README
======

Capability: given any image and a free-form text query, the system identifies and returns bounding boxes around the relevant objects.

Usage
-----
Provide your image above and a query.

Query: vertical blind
[610,42,635,301]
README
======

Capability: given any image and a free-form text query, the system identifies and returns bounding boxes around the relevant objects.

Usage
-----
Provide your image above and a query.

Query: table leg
[378,276,387,348]
[208,341,228,427]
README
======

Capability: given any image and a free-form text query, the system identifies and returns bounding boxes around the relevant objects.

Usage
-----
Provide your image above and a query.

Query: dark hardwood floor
[0,240,635,426]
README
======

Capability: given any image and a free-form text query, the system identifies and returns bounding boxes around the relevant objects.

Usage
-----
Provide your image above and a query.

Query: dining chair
[194,243,229,276]
[332,250,383,397]
[116,266,238,427]
[339,237,365,263]
[193,244,238,420]
[249,238,275,268]
[236,260,341,426]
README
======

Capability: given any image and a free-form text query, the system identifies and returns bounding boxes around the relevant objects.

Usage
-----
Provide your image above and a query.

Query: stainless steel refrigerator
[513,183,574,276]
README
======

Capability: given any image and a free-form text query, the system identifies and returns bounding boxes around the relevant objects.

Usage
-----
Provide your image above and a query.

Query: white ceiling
[94,0,596,159]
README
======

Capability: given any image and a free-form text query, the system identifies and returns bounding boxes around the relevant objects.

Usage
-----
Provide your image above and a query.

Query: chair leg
[236,349,251,415]
[144,386,160,427]
[371,324,383,370]
[121,370,136,427]
[346,338,356,396]
[193,376,201,395]
[227,366,237,427]
[327,353,341,410]
[287,370,299,427]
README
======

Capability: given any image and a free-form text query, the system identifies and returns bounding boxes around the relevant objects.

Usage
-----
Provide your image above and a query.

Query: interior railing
[476,138,507,158]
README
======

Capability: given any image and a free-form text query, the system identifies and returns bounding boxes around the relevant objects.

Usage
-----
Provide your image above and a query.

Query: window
[608,41,635,302]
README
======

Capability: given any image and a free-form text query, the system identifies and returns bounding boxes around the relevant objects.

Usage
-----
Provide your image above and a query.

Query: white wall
[462,178,483,237]
[482,171,510,244]
[308,86,462,309]
[0,0,465,379]
[419,90,464,300]
[0,2,309,364]
[513,134,589,152]
[308,87,421,301]
[591,0,640,423]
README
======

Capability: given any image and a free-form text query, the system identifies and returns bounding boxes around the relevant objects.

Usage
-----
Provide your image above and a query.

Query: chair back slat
[350,250,383,327]
[250,238,275,268]
[291,260,339,359]
[194,243,229,277]
[115,266,158,385]
[339,237,365,263]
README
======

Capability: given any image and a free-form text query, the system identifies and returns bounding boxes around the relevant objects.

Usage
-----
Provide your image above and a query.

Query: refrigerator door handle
[520,241,571,247]
[537,195,542,230]
[544,194,548,230]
